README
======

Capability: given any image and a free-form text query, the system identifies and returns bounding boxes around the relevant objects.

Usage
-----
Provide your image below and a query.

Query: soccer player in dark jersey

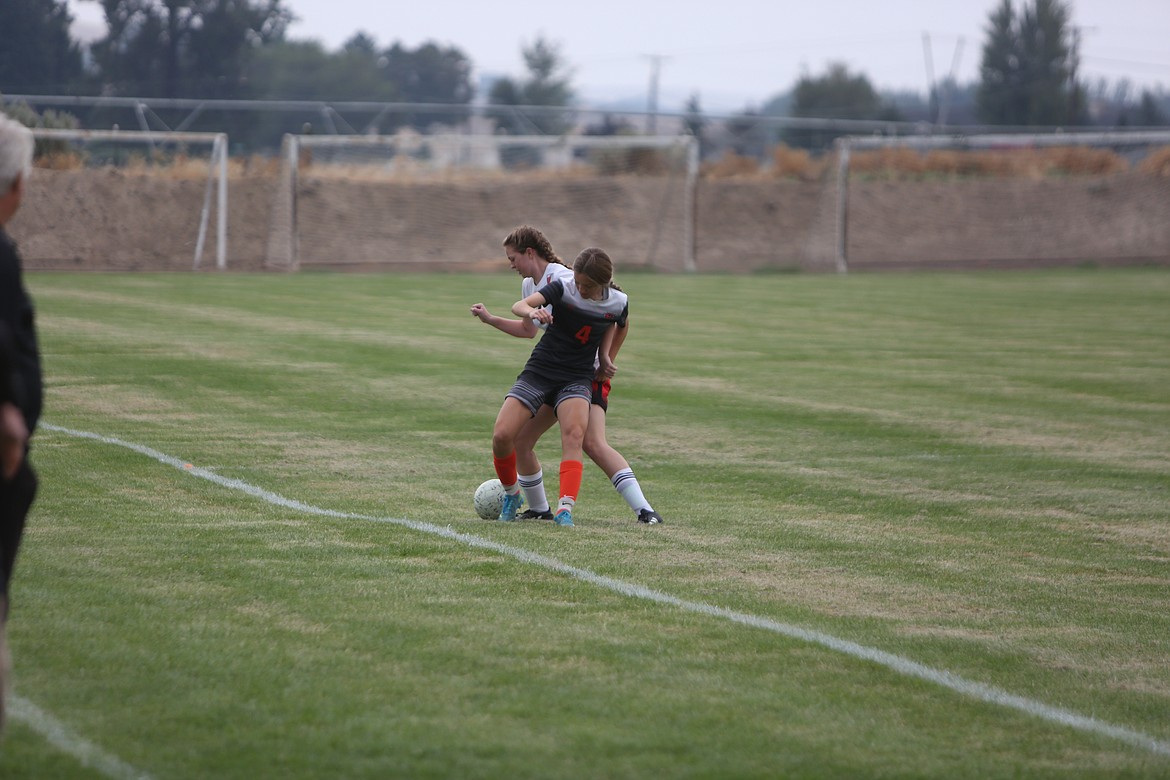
[489,247,627,527]
[471,226,663,524]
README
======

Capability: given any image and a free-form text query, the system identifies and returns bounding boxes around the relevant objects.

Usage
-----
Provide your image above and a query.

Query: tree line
[0,0,1166,154]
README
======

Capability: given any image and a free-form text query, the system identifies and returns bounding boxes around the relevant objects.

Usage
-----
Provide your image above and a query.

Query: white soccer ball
[474,478,506,520]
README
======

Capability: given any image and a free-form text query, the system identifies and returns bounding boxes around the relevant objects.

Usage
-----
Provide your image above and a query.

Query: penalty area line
[39,422,1170,759]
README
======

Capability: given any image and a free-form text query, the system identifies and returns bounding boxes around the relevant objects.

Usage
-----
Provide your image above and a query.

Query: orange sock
[493,452,518,491]
[558,459,584,505]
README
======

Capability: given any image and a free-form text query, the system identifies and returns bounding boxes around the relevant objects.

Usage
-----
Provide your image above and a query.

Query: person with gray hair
[0,111,41,734]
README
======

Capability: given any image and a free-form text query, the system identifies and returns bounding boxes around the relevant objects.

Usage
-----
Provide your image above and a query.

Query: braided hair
[502,225,562,264]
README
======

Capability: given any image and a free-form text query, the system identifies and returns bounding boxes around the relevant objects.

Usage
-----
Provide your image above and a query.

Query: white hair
[0,112,35,193]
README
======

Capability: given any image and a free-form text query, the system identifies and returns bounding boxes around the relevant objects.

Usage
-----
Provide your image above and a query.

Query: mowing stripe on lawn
[37,423,1170,759]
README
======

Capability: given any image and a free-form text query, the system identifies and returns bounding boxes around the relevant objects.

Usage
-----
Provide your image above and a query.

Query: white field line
[8,694,154,780]
[32,423,1170,761]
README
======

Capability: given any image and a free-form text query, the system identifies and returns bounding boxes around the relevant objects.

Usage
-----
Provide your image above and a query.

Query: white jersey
[522,262,573,331]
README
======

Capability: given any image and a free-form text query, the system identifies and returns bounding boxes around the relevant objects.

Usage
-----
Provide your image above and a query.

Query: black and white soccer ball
[473,479,505,520]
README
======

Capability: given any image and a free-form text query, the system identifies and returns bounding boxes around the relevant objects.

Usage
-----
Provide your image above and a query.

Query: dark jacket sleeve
[0,229,43,433]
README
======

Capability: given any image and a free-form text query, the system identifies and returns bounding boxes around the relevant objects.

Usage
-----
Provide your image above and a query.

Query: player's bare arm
[470,303,539,338]
[511,292,551,324]
[597,322,618,379]
[608,318,629,361]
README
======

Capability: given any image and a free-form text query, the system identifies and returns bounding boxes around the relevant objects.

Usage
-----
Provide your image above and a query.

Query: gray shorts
[506,371,592,416]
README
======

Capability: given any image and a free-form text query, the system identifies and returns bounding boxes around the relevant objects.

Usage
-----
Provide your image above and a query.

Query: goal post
[266,132,699,273]
[21,128,229,270]
[833,130,1170,272]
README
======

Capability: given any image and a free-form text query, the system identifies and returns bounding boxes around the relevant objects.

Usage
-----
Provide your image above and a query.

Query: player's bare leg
[491,398,534,521]
[552,398,589,526]
[583,404,662,524]
[514,406,557,519]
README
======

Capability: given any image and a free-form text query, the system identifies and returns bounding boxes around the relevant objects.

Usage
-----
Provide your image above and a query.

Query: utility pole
[923,32,965,127]
[643,54,668,134]
[939,37,965,127]
[1067,26,1096,125]
[921,32,937,125]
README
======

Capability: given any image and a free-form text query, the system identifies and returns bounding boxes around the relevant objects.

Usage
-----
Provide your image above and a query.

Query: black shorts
[506,371,592,416]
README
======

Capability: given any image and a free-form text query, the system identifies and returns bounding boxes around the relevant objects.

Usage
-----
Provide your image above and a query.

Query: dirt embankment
[12,169,1170,272]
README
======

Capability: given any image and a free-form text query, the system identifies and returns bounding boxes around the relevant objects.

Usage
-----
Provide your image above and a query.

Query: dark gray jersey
[522,279,628,384]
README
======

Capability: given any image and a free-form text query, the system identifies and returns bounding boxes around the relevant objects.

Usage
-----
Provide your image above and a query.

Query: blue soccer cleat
[553,508,574,527]
[497,490,524,522]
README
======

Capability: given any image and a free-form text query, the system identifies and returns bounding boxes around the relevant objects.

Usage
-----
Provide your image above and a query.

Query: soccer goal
[17,128,228,270]
[832,130,1170,272]
[266,132,699,272]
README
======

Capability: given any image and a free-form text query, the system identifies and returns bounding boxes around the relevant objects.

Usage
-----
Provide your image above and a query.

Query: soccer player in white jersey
[470,226,663,525]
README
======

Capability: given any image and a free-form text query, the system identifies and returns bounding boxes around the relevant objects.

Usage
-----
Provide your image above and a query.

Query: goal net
[266,132,699,272]
[832,130,1170,271]
[14,129,228,270]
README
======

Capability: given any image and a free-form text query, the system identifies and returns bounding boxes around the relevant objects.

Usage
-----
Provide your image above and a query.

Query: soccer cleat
[518,508,554,521]
[637,508,664,525]
[553,508,574,527]
[497,491,524,522]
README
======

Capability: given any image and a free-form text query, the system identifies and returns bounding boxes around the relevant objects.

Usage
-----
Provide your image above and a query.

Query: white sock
[519,471,550,513]
[611,468,652,515]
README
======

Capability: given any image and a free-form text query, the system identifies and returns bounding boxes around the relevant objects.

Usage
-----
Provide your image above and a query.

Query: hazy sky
[68,0,1169,111]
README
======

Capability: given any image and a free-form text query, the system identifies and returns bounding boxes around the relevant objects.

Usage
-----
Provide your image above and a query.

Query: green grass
[3,268,1169,778]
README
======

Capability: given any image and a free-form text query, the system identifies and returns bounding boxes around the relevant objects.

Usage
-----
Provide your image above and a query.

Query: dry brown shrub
[850,147,929,178]
[1042,146,1127,175]
[702,151,760,179]
[593,147,671,175]
[117,154,216,180]
[975,151,1028,177]
[233,155,281,178]
[34,150,231,178]
[300,160,620,183]
[1136,145,1170,177]
[922,150,962,175]
[769,144,823,180]
[35,152,85,170]
[851,145,1133,179]
[887,147,928,175]
[920,149,1015,176]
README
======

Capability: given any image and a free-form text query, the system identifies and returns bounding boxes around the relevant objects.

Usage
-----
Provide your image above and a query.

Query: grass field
[3,268,1169,779]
